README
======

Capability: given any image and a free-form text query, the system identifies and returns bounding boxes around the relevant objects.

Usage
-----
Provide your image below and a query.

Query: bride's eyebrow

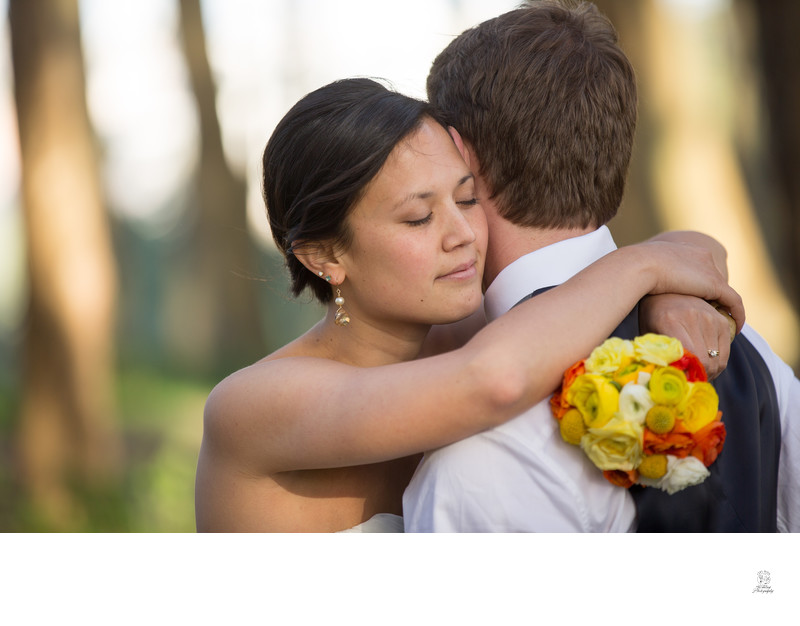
[392,174,474,211]
[454,173,474,189]
[393,190,434,211]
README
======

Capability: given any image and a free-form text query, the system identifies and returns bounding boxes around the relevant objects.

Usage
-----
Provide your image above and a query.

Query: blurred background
[0,0,797,532]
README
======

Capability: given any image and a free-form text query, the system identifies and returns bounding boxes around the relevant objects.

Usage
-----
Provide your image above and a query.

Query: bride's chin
[444,302,483,324]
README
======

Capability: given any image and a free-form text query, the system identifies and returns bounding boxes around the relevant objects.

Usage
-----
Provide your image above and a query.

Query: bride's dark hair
[263,78,435,303]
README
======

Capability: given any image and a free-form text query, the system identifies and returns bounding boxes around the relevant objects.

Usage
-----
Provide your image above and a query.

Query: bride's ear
[293,240,346,285]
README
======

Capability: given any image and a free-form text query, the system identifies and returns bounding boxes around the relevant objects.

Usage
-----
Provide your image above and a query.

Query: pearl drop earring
[334,288,350,327]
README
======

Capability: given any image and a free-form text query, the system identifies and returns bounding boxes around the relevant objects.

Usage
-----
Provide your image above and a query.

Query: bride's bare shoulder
[201,336,345,455]
[208,350,338,417]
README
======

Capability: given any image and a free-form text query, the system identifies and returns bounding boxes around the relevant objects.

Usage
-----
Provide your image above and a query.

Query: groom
[403,0,799,532]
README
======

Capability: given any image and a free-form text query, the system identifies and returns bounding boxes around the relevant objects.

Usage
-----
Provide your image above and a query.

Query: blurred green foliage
[0,210,323,532]
[0,368,210,532]
[117,368,209,532]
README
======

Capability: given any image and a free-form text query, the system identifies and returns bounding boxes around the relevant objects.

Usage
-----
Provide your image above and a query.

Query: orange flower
[603,469,638,488]
[551,360,585,418]
[643,420,694,458]
[670,350,707,383]
[563,360,586,389]
[690,418,726,466]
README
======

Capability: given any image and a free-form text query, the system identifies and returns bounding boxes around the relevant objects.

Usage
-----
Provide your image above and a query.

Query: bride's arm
[418,306,486,358]
[204,240,742,473]
[420,230,734,361]
[648,230,728,279]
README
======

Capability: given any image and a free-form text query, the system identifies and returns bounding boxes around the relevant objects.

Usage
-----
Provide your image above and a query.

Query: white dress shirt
[403,227,638,532]
[403,226,800,532]
[740,325,800,532]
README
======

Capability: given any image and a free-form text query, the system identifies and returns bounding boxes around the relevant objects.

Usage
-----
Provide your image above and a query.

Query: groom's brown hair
[427,0,637,229]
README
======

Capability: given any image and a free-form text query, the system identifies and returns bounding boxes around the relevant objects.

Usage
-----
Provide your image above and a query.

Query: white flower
[638,455,709,494]
[617,383,654,425]
[637,371,651,386]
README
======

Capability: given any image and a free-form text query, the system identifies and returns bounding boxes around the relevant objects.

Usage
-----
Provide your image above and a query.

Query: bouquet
[550,334,725,494]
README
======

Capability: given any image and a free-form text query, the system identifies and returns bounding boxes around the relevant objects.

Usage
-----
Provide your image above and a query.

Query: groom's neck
[483,215,597,290]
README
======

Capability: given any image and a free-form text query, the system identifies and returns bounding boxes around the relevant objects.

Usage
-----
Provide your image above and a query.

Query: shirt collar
[483,226,618,322]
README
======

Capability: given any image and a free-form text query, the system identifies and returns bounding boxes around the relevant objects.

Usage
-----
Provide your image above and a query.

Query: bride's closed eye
[406,212,433,227]
[457,198,479,208]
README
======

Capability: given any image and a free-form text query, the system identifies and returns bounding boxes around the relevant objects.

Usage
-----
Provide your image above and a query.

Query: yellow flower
[648,366,689,406]
[633,333,684,366]
[645,405,677,434]
[584,338,634,375]
[559,409,586,445]
[638,454,668,479]
[678,382,720,433]
[565,374,620,428]
[581,415,644,471]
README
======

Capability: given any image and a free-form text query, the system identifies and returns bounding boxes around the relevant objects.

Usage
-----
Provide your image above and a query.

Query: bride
[194,78,742,532]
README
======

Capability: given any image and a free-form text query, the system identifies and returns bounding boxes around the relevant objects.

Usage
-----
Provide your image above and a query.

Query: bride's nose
[441,204,477,251]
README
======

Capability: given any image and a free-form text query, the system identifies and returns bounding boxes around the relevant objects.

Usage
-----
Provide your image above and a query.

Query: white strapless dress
[338,513,404,533]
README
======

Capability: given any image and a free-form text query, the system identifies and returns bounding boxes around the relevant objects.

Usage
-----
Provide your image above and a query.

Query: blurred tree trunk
[596,0,799,368]
[595,0,661,247]
[9,0,122,528]
[748,0,800,307]
[175,0,266,376]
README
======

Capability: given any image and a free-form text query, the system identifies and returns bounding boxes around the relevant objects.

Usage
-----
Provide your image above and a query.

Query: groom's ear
[447,126,472,168]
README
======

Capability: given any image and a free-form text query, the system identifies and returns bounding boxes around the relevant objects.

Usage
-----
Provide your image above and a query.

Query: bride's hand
[639,293,735,379]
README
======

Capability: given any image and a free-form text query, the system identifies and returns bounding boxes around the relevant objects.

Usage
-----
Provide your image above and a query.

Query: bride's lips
[437,260,478,281]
